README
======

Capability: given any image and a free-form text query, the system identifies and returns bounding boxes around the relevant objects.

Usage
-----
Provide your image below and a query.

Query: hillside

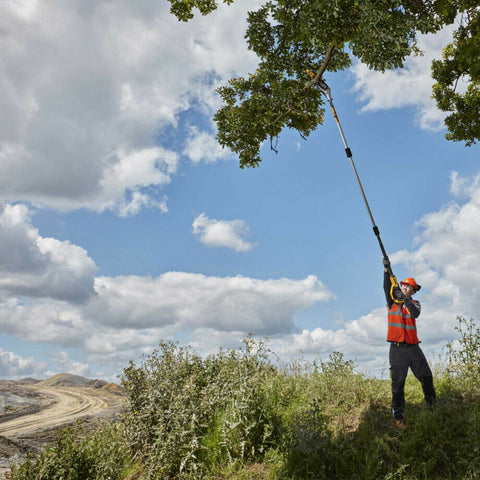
[0,374,126,478]
[36,373,91,387]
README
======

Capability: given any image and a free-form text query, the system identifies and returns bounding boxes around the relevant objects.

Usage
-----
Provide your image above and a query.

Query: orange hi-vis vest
[387,303,420,344]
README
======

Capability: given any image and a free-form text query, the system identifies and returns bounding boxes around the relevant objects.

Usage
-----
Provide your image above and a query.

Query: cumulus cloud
[449,170,480,198]
[269,307,391,374]
[0,0,259,213]
[0,349,49,380]
[0,272,333,376]
[0,203,96,302]
[99,147,178,215]
[48,351,91,378]
[183,127,231,164]
[0,299,89,347]
[117,192,168,218]
[90,273,333,334]
[391,170,480,315]
[352,25,457,131]
[192,213,257,252]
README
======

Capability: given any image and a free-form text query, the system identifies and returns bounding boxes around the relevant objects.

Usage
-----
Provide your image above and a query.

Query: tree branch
[304,44,335,91]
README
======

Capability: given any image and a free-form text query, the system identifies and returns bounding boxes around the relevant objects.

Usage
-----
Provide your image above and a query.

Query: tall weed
[120,337,280,478]
[8,422,133,480]
[446,316,480,391]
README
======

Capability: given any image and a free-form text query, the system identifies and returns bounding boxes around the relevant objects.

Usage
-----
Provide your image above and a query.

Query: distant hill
[17,378,40,385]
[85,379,108,389]
[37,373,91,387]
[101,383,125,395]
[35,374,124,392]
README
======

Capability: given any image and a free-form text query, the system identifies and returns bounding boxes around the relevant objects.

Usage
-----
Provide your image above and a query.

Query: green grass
[8,319,480,480]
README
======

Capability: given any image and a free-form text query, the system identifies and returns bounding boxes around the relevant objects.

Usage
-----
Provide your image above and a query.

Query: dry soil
[0,381,126,478]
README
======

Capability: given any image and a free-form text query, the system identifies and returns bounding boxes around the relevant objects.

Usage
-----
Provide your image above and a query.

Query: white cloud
[0,203,96,302]
[117,192,168,218]
[391,171,480,315]
[88,273,333,334]
[98,147,178,214]
[0,0,260,214]
[48,351,91,378]
[0,270,334,377]
[449,170,480,198]
[183,127,231,164]
[0,299,89,347]
[351,25,457,131]
[0,349,48,379]
[269,308,391,374]
[192,213,257,252]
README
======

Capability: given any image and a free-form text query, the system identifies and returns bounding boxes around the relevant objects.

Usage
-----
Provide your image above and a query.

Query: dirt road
[0,387,114,437]
[0,385,125,477]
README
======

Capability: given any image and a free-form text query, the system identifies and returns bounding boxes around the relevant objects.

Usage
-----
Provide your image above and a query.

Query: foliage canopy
[168,0,480,167]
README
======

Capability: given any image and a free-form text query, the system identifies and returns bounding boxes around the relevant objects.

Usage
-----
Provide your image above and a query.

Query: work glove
[392,286,406,302]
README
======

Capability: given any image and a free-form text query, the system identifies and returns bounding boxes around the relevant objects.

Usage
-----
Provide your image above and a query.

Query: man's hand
[392,286,406,302]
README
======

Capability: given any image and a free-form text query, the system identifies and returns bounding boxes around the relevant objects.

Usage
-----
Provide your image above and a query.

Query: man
[383,259,436,430]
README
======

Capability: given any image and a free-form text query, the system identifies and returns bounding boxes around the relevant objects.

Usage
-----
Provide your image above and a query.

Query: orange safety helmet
[401,277,421,292]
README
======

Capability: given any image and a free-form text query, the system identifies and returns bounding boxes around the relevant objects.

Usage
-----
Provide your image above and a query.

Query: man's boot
[395,419,407,430]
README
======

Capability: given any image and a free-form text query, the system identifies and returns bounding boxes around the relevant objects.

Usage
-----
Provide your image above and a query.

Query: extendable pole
[317,80,389,262]
[312,78,404,303]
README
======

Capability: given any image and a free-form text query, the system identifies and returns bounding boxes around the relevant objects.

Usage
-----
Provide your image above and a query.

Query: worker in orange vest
[383,259,436,430]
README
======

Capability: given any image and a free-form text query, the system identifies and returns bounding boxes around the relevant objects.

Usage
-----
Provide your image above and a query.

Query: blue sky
[0,0,479,382]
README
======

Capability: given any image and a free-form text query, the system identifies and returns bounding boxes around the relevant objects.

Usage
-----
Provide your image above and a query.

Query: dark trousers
[389,343,437,420]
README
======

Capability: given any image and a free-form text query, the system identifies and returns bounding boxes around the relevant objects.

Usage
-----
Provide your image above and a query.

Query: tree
[168,0,480,168]
[432,4,480,147]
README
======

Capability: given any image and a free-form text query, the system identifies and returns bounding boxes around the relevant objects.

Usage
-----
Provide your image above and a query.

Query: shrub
[8,422,133,480]
[446,316,480,390]
[120,337,280,479]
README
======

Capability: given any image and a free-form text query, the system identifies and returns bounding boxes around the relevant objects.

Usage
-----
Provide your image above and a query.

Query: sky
[0,0,479,382]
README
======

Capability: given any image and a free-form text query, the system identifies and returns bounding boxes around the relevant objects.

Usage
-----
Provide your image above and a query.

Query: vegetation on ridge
[8,317,480,480]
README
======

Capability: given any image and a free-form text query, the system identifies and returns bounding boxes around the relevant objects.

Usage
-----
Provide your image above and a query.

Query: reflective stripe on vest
[387,303,420,344]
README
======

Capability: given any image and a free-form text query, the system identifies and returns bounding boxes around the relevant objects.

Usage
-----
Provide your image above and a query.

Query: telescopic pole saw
[309,74,403,303]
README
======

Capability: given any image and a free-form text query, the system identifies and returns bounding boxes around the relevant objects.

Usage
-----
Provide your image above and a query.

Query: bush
[446,316,480,390]
[120,337,280,479]
[8,422,133,480]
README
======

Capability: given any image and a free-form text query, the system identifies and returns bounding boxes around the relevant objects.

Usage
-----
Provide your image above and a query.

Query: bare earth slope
[0,375,126,478]
[0,387,112,436]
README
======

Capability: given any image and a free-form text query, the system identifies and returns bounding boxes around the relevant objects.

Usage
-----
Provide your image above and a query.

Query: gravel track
[0,387,111,437]
[0,385,125,478]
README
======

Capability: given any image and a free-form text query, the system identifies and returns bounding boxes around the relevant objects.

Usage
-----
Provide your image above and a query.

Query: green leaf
[169,0,480,165]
